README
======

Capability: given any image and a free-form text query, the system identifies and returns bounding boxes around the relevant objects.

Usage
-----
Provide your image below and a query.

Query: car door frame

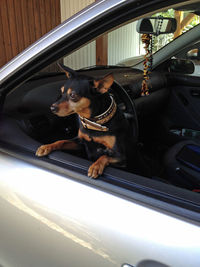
[0,0,200,221]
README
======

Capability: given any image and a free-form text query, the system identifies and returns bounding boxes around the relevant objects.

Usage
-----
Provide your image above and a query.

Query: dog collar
[79,95,117,132]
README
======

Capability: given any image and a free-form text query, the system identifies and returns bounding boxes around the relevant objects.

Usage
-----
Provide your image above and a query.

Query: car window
[60,8,200,70]
[151,9,199,52]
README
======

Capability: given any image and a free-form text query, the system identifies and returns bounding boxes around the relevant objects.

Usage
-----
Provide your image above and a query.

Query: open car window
[1,0,200,222]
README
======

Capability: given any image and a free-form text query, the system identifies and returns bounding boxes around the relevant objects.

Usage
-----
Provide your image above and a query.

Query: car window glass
[44,8,200,72]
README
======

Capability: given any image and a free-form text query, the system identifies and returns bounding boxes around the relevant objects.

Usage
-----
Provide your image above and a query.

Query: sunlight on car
[1,164,200,250]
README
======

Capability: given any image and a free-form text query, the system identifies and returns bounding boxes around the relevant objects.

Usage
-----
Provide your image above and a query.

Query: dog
[36,64,132,178]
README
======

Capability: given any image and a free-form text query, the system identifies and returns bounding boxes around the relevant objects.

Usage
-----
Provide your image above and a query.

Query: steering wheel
[110,80,139,142]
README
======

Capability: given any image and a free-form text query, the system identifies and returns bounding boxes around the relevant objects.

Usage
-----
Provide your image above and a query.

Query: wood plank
[0,6,6,67]
[181,13,196,31]
[55,0,61,26]
[14,0,25,52]
[0,0,13,61]
[39,0,47,35]
[27,0,36,44]
[96,34,108,65]
[21,0,31,48]
[7,0,19,56]
[174,11,183,39]
[33,0,42,40]
[95,0,107,65]
[50,0,56,29]
[45,0,52,33]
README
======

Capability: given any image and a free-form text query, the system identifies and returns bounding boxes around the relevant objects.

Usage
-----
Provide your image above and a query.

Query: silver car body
[0,0,200,266]
[1,152,200,267]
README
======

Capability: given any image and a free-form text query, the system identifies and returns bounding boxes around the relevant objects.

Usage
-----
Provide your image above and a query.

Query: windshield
[115,8,200,67]
[151,9,200,52]
[64,9,200,69]
[45,7,200,71]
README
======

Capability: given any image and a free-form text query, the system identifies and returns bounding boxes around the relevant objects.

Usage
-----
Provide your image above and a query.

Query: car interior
[2,62,200,190]
[1,5,200,198]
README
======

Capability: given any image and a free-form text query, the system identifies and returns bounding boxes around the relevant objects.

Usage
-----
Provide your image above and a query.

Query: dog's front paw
[88,161,105,179]
[36,145,53,157]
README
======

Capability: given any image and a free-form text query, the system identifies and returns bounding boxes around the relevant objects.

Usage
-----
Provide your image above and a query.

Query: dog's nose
[50,105,58,113]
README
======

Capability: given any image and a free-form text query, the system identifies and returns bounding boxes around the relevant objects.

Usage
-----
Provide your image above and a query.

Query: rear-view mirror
[136,17,177,35]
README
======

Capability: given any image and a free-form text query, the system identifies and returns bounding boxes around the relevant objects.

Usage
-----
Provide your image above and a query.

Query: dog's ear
[57,63,77,79]
[94,73,114,93]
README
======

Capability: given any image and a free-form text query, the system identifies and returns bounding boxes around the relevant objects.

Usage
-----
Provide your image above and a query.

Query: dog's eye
[70,91,79,102]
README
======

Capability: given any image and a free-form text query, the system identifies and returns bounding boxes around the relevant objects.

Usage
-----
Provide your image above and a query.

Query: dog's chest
[78,129,117,160]
[78,129,116,149]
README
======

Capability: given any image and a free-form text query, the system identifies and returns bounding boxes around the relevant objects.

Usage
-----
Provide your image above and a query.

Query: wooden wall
[0,0,61,68]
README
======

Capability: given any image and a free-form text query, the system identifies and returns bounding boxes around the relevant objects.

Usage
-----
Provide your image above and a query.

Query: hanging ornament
[141,33,152,96]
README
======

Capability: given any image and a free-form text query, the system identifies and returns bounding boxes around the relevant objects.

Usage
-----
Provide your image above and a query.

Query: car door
[163,39,200,137]
[1,151,200,267]
[165,73,200,137]
[0,0,200,266]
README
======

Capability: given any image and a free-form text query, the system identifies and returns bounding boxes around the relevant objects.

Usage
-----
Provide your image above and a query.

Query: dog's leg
[36,140,79,157]
[88,155,119,178]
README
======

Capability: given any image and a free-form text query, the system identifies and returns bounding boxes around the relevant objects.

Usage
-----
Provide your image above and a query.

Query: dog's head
[51,64,114,118]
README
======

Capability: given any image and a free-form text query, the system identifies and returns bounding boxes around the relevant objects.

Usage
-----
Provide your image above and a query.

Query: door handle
[137,260,169,267]
[122,260,169,267]
[191,89,200,97]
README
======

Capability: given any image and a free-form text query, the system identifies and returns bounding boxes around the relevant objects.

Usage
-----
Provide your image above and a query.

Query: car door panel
[165,75,200,132]
[0,152,200,267]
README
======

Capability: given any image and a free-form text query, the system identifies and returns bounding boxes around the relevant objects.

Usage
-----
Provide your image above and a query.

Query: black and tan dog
[36,64,132,178]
